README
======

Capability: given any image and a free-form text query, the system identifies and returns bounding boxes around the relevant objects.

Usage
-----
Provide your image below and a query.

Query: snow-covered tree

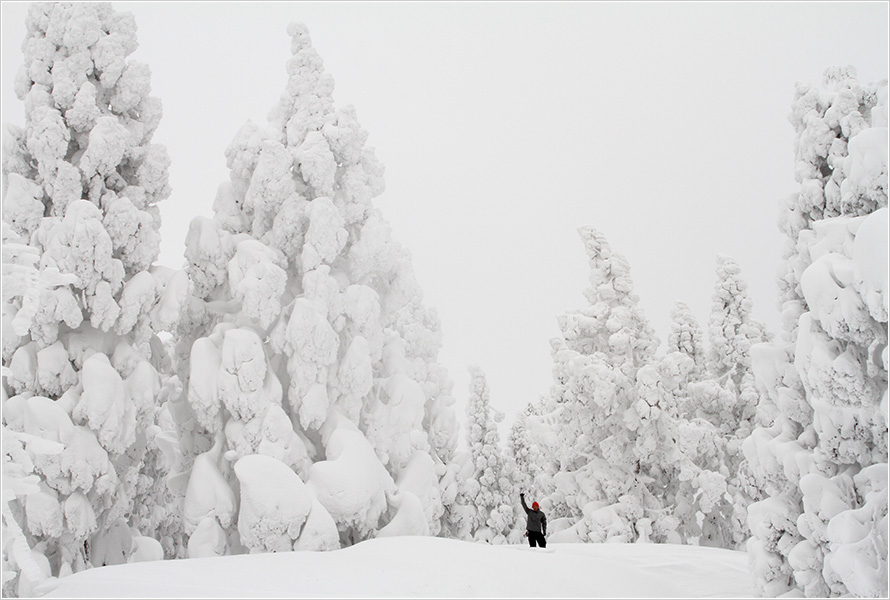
[456,366,516,544]
[683,255,772,549]
[169,22,459,556]
[1,3,184,595]
[667,301,707,380]
[532,226,676,544]
[630,351,741,546]
[707,255,772,385]
[745,67,888,597]
[508,400,546,502]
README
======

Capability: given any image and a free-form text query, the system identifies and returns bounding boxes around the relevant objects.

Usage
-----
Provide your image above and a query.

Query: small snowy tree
[667,301,707,381]
[707,255,772,385]
[508,401,546,501]
[2,4,183,594]
[458,366,516,544]
[745,67,888,598]
[170,22,459,556]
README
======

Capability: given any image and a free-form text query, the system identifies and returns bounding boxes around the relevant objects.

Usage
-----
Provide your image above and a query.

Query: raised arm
[520,492,530,514]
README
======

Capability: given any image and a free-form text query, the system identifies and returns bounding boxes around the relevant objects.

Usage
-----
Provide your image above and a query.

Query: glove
[520,492,525,497]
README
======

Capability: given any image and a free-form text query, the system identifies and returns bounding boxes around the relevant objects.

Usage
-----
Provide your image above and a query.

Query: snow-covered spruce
[681,256,772,549]
[508,400,548,518]
[168,22,459,556]
[745,66,888,598]
[448,366,518,544]
[667,301,707,380]
[526,227,679,544]
[2,3,183,597]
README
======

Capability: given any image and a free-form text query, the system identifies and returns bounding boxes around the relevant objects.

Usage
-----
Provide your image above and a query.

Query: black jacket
[520,496,547,535]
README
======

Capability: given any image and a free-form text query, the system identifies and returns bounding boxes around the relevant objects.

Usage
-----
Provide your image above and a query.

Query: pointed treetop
[577,226,612,262]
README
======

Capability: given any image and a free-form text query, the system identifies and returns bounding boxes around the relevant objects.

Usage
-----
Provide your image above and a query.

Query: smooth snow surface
[42,537,752,598]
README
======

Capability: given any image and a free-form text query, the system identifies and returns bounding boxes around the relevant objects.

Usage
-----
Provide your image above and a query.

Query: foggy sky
[2,1,887,429]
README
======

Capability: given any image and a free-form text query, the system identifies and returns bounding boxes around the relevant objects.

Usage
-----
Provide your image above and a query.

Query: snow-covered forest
[1,3,887,598]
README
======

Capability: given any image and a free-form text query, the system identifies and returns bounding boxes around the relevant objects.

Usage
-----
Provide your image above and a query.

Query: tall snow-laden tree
[457,366,516,544]
[1,3,184,595]
[170,22,459,556]
[532,226,677,544]
[745,67,888,598]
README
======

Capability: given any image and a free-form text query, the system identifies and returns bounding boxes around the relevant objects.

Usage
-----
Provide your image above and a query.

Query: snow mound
[40,537,752,598]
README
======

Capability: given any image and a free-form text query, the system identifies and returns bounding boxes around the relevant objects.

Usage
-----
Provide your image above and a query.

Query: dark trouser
[528,530,546,548]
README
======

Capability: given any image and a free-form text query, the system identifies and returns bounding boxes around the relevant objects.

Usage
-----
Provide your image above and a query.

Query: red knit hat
[532,502,539,509]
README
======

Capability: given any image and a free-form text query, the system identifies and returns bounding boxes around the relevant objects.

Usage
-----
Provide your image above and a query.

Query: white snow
[226,240,286,329]
[307,410,396,539]
[182,435,236,538]
[852,207,889,323]
[232,454,311,553]
[72,353,135,456]
[39,536,753,598]
[3,4,885,596]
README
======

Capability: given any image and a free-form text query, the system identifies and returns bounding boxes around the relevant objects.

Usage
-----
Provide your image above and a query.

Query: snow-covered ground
[41,537,753,598]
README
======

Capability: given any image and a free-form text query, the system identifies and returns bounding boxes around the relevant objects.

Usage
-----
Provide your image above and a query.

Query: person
[519,492,547,548]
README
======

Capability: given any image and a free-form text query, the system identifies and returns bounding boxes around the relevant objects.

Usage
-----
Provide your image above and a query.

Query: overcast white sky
[2,2,888,429]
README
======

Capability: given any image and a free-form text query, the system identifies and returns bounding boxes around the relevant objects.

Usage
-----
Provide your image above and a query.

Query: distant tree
[667,301,707,380]
[707,255,772,387]
[508,401,544,499]
[459,366,516,544]
[170,22,459,556]
[745,66,888,597]
[1,3,183,595]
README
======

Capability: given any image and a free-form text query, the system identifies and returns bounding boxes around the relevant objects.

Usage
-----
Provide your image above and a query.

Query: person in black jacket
[520,492,547,548]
